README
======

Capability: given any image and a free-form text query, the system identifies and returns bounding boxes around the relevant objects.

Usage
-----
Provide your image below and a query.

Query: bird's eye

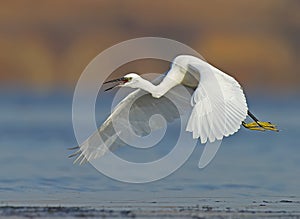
[126,77,132,82]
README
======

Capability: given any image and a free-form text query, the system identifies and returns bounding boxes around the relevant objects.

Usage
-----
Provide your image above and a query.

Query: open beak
[104,77,127,91]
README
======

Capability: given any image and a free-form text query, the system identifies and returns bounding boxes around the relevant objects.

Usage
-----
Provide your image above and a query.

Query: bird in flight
[69,55,278,164]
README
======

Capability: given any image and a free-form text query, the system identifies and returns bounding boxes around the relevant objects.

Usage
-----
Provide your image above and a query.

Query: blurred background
[1,0,299,93]
[1,0,300,204]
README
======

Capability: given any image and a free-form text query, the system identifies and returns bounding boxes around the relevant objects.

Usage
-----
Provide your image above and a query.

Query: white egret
[69,55,278,164]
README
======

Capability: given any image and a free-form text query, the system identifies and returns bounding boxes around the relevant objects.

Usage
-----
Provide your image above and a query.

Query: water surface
[0,91,299,209]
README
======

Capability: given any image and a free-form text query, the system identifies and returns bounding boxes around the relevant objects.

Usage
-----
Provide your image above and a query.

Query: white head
[104,73,141,91]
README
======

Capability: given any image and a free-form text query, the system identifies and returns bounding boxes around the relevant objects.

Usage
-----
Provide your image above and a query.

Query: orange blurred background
[0,0,299,93]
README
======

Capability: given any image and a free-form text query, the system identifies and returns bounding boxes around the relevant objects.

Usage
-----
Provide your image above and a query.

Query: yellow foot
[242,121,279,132]
[242,121,265,131]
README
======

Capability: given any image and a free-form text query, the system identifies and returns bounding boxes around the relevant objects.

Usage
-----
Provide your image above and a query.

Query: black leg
[245,110,279,132]
[247,110,259,122]
[247,110,265,128]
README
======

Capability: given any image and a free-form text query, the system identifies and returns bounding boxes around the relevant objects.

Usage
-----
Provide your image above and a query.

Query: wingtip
[68,146,80,150]
[68,150,80,158]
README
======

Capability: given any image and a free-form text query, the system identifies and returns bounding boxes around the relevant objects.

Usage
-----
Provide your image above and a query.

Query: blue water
[1,90,300,205]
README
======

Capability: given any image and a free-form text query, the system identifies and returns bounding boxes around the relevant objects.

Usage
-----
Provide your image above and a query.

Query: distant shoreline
[1,198,300,218]
[1,204,299,218]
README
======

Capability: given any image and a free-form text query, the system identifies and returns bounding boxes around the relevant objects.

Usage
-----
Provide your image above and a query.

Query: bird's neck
[136,78,157,94]
[135,76,179,98]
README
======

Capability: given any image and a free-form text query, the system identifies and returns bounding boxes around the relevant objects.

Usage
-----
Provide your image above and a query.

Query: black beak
[104,77,126,91]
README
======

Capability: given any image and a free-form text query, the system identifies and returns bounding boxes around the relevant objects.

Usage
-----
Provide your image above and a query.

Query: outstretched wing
[70,77,193,164]
[185,59,248,144]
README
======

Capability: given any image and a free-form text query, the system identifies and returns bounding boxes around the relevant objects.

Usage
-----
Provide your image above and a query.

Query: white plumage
[70,55,249,164]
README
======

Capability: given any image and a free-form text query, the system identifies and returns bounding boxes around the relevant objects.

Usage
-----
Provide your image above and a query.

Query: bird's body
[70,55,278,164]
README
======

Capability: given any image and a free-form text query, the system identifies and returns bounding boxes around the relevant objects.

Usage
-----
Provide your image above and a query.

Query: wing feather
[71,77,193,164]
[185,59,248,143]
